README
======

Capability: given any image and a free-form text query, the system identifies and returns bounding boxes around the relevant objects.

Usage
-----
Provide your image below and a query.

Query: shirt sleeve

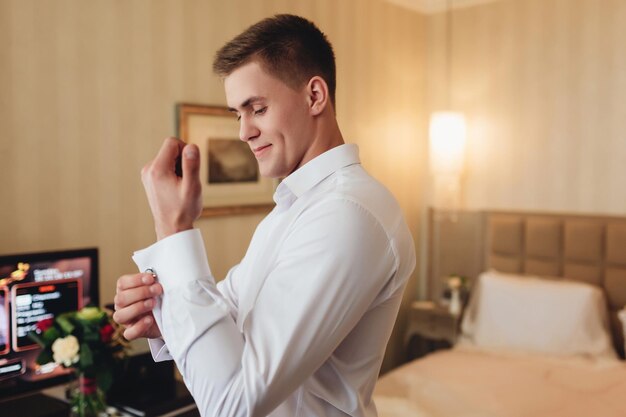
[132,198,396,417]
[216,264,241,322]
[144,250,243,362]
[147,337,172,362]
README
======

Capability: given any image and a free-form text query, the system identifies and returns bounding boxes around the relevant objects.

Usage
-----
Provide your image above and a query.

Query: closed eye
[254,106,268,116]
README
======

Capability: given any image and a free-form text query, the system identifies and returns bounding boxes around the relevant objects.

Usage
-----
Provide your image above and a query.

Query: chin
[259,166,278,179]
[259,163,286,179]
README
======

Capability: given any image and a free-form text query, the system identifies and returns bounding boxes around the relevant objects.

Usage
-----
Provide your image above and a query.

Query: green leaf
[83,325,100,343]
[36,349,53,365]
[80,343,93,369]
[28,331,46,348]
[96,368,113,392]
[56,315,75,334]
[42,327,61,345]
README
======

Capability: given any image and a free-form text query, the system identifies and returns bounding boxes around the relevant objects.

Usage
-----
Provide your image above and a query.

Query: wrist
[155,223,194,241]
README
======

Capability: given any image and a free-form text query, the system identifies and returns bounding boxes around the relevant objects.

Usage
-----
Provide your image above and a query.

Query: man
[113,14,415,417]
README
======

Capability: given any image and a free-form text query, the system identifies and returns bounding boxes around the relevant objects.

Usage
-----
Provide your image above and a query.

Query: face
[224,61,315,178]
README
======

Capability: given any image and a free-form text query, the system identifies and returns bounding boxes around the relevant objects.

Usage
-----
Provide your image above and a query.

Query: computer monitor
[0,248,99,400]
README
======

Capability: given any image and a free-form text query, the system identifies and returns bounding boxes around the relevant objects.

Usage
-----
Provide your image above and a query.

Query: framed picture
[176,103,276,217]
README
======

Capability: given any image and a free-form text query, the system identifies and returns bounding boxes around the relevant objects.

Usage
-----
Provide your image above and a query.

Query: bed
[373,211,626,417]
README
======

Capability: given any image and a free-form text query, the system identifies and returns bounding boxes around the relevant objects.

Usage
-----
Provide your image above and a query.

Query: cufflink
[144,268,157,279]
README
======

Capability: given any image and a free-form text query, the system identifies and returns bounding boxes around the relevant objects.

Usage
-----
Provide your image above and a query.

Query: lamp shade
[429,111,467,175]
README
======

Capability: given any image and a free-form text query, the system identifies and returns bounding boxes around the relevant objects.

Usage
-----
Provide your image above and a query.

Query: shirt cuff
[132,228,214,292]
[148,338,173,362]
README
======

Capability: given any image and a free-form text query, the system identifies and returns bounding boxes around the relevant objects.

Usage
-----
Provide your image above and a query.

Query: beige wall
[3,0,626,376]
[425,0,626,215]
[0,0,426,372]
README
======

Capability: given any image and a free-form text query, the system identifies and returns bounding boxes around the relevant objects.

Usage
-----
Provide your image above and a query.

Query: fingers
[153,137,185,176]
[182,144,201,193]
[123,315,156,341]
[114,282,162,309]
[116,273,155,291]
[139,137,202,240]
[113,272,163,341]
[113,293,159,324]
[113,273,163,326]
[182,144,200,178]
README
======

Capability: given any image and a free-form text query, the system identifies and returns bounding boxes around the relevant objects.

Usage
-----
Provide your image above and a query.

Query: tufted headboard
[486,211,626,358]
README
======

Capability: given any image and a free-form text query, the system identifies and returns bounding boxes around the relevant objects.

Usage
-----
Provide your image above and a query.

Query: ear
[306,76,329,116]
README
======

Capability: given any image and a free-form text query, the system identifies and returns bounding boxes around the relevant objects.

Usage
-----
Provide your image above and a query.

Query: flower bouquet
[29,306,128,417]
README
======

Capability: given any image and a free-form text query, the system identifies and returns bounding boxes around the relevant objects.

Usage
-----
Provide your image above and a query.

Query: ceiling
[384,0,501,14]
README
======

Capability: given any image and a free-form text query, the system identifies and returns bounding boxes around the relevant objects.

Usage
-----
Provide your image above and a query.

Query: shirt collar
[273,144,360,207]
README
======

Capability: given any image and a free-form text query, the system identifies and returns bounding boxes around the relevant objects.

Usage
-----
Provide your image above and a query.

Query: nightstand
[404,301,461,360]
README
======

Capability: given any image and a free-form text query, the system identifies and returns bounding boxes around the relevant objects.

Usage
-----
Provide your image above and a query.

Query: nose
[239,116,260,142]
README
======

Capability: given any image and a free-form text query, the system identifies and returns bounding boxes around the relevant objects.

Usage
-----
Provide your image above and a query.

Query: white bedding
[374,271,626,416]
[460,271,616,359]
[373,347,626,417]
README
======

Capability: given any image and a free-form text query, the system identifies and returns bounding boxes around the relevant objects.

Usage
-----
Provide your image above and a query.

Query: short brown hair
[213,14,336,105]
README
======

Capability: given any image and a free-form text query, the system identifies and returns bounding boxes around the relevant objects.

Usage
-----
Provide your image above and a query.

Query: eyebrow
[227,96,266,113]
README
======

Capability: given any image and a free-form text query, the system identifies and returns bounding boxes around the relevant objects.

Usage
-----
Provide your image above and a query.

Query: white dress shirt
[132,144,416,417]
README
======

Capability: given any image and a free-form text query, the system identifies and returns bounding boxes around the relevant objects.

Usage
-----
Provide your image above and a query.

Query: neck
[298,107,344,168]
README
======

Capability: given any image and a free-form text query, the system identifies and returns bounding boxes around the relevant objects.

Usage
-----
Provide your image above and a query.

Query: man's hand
[142,137,202,240]
[113,273,163,340]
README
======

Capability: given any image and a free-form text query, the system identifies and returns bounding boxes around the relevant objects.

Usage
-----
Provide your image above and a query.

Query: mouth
[252,144,272,158]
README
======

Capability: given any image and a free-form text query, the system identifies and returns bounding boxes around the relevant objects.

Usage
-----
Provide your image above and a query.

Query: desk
[0,342,199,416]
[0,392,69,417]
[14,380,201,417]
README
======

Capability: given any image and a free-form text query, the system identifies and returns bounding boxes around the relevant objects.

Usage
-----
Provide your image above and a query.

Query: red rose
[100,323,115,343]
[36,318,54,332]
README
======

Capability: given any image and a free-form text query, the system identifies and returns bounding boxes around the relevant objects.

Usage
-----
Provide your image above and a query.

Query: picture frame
[176,103,276,217]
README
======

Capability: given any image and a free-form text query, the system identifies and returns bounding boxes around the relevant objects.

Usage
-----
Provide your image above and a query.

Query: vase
[449,288,462,316]
[69,374,107,417]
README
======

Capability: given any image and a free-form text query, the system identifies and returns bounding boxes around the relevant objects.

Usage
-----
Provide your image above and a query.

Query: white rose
[52,335,80,367]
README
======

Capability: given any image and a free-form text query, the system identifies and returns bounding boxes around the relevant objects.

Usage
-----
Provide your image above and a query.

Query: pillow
[460,270,616,358]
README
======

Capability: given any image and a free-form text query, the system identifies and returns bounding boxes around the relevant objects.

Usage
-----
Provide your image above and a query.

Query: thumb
[182,144,201,185]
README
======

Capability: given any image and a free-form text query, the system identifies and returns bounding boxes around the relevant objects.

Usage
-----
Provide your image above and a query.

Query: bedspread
[373,348,626,417]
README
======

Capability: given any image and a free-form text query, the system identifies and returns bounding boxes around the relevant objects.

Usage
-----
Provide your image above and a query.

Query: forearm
[163,281,247,415]
[133,230,250,415]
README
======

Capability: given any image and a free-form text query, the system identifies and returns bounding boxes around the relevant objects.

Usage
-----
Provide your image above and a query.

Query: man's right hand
[113,272,163,340]
[141,138,202,241]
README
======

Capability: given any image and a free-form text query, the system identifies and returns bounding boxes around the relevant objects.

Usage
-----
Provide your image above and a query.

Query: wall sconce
[428,110,467,307]
[429,111,467,211]
[427,1,469,307]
